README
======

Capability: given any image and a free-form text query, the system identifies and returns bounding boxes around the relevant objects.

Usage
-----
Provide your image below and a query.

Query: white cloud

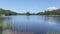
[47,7,58,11]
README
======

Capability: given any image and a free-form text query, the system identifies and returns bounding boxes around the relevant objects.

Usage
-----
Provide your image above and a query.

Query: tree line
[0,8,60,16]
[0,8,17,16]
[37,9,60,15]
[19,9,60,15]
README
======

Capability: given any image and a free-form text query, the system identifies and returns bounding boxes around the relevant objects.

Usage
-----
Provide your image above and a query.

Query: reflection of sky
[10,16,45,23]
[44,16,60,31]
[45,17,56,25]
[1,16,60,32]
[44,16,60,25]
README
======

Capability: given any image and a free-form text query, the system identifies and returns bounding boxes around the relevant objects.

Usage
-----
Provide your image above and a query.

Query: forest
[37,9,60,15]
[0,8,60,16]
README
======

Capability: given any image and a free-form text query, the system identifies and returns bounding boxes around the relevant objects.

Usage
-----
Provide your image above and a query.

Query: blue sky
[0,0,60,13]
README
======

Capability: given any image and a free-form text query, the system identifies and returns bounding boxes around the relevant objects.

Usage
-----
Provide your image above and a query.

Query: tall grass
[0,22,11,34]
[0,23,3,34]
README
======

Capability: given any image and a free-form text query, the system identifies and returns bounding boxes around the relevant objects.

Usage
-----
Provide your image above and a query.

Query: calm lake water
[1,15,60,34]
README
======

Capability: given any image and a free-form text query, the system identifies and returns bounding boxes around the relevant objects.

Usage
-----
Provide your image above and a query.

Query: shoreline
[2,29,34,34]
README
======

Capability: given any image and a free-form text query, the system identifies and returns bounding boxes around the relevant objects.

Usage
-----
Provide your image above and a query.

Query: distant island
[0,8,60,16]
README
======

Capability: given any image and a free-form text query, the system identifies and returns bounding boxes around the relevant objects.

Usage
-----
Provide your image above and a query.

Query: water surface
[1,15,60,34]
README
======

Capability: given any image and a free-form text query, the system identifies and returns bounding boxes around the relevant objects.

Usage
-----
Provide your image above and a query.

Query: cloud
[47,7,58,11]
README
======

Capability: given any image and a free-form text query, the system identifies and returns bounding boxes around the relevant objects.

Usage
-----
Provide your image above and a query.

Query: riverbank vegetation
[18,9,60,15]
[37,9,60,15]
[0,8,60,16]
[0,22,11,34]
[0,8,60,34]
[0,8,17,16]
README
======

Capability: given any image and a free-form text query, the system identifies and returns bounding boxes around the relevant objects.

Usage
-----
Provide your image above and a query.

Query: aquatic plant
[0,23,12,34]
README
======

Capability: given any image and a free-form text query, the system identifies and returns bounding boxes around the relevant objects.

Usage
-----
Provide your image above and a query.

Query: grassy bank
[0,23,3,34]
[0,23,11,34]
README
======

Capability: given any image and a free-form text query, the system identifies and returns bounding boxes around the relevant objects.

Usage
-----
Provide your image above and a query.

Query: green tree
[26,12,30,16]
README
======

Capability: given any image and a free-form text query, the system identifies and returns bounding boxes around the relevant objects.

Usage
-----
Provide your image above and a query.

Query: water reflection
[44,16,60,25]
[10,16,60,33]
[0,16,60,34]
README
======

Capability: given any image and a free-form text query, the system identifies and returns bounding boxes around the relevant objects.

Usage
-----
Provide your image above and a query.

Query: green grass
[0,23,12,34]
[0,23,3,34]
[0,23,12,29]
[0,23,3,28]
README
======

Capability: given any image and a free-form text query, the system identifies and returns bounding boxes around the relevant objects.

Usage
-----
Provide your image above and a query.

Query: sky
[0,0,60,13]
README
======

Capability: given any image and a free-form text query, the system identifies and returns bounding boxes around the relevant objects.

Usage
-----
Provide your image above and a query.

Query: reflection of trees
[26,16,30,21]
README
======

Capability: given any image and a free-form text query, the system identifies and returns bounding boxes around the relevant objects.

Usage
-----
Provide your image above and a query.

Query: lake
[1,15,60,34]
